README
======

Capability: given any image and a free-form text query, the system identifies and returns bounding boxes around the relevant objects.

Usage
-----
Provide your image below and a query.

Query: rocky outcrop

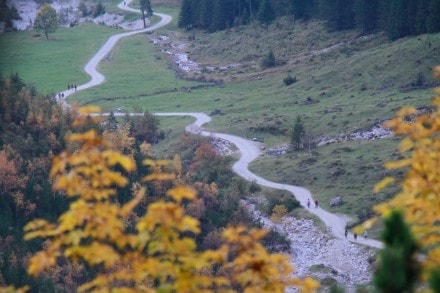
[241,200,376,291]
[330,196,344,207]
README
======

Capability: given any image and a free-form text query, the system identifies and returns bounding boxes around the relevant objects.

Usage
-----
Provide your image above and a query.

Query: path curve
[67,1,383,249]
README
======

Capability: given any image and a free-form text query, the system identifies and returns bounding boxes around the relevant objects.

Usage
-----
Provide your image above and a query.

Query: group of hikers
[305,198,369,241]
[67,84,77,91]
[345,229,368,240]
[306,198,318,208]
[56,83,78,101]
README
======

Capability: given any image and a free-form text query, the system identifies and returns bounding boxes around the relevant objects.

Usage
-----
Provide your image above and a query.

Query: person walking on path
[307,199,310,208]
[345,229,348,238]
[354,233,358,240]
[315,199,319,208]
[363,230,368,239]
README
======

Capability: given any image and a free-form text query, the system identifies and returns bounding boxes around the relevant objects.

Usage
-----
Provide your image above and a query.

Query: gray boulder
[329,196,343,207]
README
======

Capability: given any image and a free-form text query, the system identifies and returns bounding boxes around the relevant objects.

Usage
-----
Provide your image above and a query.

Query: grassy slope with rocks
[151,11,440,238]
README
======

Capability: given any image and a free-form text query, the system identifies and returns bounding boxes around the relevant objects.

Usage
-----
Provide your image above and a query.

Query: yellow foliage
[370,66,440,277]
[24,106,317,292]
[270,204,288,222]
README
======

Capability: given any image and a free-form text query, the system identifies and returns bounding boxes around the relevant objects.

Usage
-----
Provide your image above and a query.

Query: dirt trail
[67,0,383,250]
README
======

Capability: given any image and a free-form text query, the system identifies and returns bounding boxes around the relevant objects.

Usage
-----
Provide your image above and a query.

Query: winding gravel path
[66,0,382,250]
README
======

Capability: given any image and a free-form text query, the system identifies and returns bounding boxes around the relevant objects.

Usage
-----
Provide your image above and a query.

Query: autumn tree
[0,150,27,195]
[34,3,58,39]
[360,66,440,288]
[24,106,319,292]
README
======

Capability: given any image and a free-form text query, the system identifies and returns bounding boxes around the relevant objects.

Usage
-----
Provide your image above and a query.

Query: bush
[79,1,90,17]
[283,74,297,86]
[93,1,105,17]
[261,50,276,68]
[265,190,300,215]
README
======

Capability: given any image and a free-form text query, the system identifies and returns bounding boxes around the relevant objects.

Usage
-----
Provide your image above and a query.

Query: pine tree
[257,0,275,27]
[427,0,440,33]
[353,0,378,34]
[178,0,192,29]
[415,0,429,33]
[405,0,418,35]
[291,116,305,150]
[387,0,408,40]
[293,0,316,21]
[374,210,420,292]
[210,0,227,31]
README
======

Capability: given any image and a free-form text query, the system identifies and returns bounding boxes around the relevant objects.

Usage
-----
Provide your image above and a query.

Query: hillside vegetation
[163,16,440,231]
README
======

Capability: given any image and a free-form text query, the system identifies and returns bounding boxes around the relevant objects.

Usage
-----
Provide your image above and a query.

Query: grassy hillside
[1,0,439,238]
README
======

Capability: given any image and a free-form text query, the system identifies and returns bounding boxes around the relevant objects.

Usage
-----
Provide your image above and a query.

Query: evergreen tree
[405,0,418,35]
[387,0,408,40]
[106,111,118,132]
[429,268,440,293]
[210,0,232,32]
[194,0,211,28]
[293,0,315,21]
[427,0,440,33]
[374,210,420,293]
[319,0,354,30]
[415,0,429,33]
[178,0,193,29]
[291,116,305,150]
[257,0,275,27]
[93,0,105,17]
[353,0,378,34]
[261,50,276,68]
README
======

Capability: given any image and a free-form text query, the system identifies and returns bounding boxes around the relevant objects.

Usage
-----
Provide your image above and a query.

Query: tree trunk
[141,10,146,28]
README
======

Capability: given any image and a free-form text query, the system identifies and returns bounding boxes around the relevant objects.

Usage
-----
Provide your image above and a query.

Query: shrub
[93,1,105,17]
[261,50,276,68]
[266,190,300,215]
[283,74,297,86]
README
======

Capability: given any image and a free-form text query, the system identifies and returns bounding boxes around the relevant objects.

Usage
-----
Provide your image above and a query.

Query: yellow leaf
[142,173,175,182]
[373,177,395,193]
[384,158,411,169]
[28,251,58,276]
[78,106,101,114]
[166,186,196,202]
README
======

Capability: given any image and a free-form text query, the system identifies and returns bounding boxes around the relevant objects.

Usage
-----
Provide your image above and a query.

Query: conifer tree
[374,210,420,293]
[291,116,305,150]
[415,0,429,33]
[257,0,275,27]
[427,0,440,33]
[178,0,192,29]
[353,0,378,34]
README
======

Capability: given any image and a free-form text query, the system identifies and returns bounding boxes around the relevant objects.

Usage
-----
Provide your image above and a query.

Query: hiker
[345,229,348,238]
[74,84,77,91]
[307,199,310,208]
[363,230,368,239]
[68,84,70,90]
[315,199,319,208]
[354,233,357,240]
